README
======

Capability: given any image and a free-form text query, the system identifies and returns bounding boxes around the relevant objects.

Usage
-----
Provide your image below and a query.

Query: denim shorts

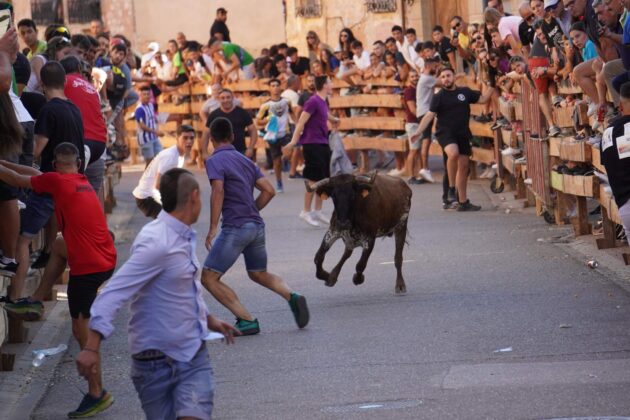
[131,344,214,420]
[140,139,163,160]
[204,222,267,274]
[20,191,54,238]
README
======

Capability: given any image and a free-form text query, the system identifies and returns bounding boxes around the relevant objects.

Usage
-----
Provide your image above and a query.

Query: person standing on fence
[133,124,196,218]
[0,142,116,418]
[202,117,310,336]
[256,79,292,193]
[601,82,630,239]
[134,85,164,167]
[283,76,339,227]
[412,67,494,211]
[210,7,231,42]
[77,167,240,420]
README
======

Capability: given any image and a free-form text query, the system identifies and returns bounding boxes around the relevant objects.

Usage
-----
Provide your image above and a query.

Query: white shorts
[405,123,420,151]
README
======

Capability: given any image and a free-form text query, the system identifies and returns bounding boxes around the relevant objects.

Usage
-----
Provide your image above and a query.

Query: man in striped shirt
[134,86,164,166]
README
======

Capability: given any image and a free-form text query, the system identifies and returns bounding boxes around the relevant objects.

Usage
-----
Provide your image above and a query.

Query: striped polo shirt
[134,102,158,146]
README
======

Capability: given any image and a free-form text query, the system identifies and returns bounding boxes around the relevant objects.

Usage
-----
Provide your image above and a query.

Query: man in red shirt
[0,142,116,418]
[60,56,108,200]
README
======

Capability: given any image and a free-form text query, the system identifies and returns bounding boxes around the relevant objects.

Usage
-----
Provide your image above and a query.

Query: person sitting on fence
[207,37,256,81]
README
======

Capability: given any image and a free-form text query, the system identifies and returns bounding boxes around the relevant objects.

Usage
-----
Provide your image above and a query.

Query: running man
[202,117,309,336]
[0,143,116,418]
[77,168,239,420]
[282,76,339,227]
[411,67,494,211]
[132,124,195,218]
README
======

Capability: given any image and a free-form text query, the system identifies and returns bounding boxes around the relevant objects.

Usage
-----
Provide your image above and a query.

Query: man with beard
[411,67,494,211]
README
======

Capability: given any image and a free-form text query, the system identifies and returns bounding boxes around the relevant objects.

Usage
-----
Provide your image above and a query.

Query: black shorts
[67,269,114,319]
[136,197,162,219]
[437,135,472,156]
[302,143,331,182]
[268,135,291,159]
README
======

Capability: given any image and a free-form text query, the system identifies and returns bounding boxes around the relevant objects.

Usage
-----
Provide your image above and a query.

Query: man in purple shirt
[283,76,340,227]
[202,117,310,336]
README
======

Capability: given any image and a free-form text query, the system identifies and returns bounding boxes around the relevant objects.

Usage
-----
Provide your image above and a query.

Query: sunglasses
[474,36,483,41]
[451,21,462,30]
[524,14,535,21]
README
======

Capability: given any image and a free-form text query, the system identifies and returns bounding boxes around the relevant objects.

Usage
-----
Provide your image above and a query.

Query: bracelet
[83,348,99,354]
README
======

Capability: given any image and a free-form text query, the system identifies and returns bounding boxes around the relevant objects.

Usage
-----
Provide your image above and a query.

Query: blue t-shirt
[582,40,598,62]
[205,145,264,227]
[134,103,158,146]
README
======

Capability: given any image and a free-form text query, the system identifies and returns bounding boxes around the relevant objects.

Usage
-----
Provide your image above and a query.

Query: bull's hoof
[353,273,365,285]
[316,270,330,281]
[394,284,407,295]
[325,279,337,287]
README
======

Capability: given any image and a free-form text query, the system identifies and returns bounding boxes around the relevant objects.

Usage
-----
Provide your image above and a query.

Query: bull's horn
[355,171,376,184]
[304,178,330,192]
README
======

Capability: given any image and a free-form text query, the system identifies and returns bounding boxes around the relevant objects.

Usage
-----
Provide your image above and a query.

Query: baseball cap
[147,42,159,53]
[544,0,559,9]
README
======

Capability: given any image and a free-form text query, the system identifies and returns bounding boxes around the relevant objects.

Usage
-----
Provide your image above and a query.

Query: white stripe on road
[379,260,416,265]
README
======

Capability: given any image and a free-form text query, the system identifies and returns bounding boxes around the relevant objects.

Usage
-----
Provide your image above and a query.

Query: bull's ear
[361,189,370,198]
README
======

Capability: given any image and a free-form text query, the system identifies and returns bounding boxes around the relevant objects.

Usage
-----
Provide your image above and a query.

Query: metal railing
[67,0,101,24]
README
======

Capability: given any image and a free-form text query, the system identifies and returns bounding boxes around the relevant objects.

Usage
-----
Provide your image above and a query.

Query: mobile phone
[453,31,459,38]
[0,9,11,37]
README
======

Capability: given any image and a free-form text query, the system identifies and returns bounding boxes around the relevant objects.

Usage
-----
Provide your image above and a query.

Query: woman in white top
[484,8,524,57]
[27,36,72,93]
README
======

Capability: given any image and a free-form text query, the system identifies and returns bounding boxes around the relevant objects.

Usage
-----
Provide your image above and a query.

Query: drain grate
[322,399,423,413]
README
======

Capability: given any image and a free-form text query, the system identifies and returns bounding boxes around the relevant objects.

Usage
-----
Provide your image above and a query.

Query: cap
[147,42,159,53]
[110,37,125,47]
[544,0,559,9]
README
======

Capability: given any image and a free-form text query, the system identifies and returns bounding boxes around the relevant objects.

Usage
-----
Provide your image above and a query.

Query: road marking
[441,359,630,389]
[379,259,415,265]
[359,404,384,409]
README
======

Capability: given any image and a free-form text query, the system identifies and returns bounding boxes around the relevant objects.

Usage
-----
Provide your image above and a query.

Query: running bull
[306,172,412,294]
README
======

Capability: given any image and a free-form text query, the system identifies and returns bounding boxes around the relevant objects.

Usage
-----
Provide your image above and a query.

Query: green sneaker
[5,298,43,321]
[67,390,114,418]
[288,293,309,329]
[235,318,260,336]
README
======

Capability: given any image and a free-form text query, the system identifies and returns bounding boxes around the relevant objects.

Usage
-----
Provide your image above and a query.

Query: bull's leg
[326,247,354,287]
[315,230,341,282]
[353,238,375,286]
[393,222,408,294]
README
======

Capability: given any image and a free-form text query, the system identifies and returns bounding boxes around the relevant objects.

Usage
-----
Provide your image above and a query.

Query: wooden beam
[469,120,494,138]
[342,136,408,152]
[471,147,495,164]
[338,117,405,131]
[328,94,403,109]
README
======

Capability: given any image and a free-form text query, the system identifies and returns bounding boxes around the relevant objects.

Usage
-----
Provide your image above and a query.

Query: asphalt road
[31,164,630,420]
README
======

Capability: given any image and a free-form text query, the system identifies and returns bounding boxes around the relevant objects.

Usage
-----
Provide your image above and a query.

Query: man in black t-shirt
[431,26,456,71]
[518,2,536,54]
[210,7,230,42]
[287,47,310,76]
[411,67,494,211]
[200,88,258,158]
[601,82,630,239]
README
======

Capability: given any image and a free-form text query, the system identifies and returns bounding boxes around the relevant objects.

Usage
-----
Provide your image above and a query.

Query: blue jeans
[204,222,267,274]
[20,191,54,237]
[131,344,214,420]
[140,139,163,160]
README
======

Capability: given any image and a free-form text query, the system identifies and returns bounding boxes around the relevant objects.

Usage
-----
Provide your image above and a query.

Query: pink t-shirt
[498,16,523,43]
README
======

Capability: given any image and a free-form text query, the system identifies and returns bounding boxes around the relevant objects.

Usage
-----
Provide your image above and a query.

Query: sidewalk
[0,187,137,420]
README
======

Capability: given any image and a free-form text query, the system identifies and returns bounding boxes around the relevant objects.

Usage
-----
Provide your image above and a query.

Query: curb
[0,195,137,420]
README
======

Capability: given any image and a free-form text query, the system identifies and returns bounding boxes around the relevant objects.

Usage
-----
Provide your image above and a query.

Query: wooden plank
[557,82,582,95]
[471,147,495,164]
[328,94,402,109]
[338,117,405,131]
[158,102,191,115]
[591,144,605,173]
[224,78,269,92]
[562,174,598,198]
[470,103,485,117]
[469,119,494,138]
[189,83,210,95]
[191,101,203,114]
[342,135,408,152]
[240,96,269,110]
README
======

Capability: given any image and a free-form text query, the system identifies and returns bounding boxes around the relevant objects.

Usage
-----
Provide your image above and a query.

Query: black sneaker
[67,389,114,418]
[288,173,304,179]
[288,293,309,329]
[31,251,50,269]
[0,261,18,277]
[457,200,481,212]
[442,200,458,210]
[447,188,457,203]
[408,177,426,185]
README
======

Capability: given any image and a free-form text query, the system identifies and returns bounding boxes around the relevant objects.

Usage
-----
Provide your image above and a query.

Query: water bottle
[32,344,68,367]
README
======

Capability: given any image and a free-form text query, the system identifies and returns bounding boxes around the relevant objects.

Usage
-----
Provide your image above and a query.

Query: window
[30,0,64,26]
[365,0,398,13]
[296,0,321,18]
[67,0,102,24]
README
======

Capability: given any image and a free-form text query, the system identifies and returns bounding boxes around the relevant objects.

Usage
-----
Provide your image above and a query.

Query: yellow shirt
[458,33,470,50]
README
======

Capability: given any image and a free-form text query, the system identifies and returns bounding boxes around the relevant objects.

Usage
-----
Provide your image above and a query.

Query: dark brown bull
[306,172,412,294]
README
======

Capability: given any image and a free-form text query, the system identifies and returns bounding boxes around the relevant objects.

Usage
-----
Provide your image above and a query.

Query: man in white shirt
[351,40,370,70]
[133,125,195,218]
[392,25,413,66]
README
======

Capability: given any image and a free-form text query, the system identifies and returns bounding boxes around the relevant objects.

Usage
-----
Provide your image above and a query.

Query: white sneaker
[491,163,498,170]
[501,147,521,156]
[312,210,330,224]
[485,168,497,179]
[479,168,491,179]
[299,211,320,227]
[524,178,533,185]
[587,102,598,117]
[418,168,434,183]
[387,168,404,177]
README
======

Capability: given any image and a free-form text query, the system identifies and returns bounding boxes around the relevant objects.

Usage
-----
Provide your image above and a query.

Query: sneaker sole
[292,295,309,329]
[68,394,114,418]
[238,327,260,336]
[5,306,43,321]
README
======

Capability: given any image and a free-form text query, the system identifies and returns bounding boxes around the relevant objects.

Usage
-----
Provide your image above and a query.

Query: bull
[306,172,412,294]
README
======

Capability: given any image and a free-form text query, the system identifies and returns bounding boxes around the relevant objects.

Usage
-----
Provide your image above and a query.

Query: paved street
[30,164,630,420]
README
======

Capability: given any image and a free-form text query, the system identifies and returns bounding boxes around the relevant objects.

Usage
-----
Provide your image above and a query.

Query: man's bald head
[519,1,532,16]
[159,168,200,213]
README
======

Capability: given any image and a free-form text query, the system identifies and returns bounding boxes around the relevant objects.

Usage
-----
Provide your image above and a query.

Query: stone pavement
[6,162,630,420]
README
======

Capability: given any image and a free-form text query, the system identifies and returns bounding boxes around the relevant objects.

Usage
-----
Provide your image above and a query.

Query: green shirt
[27,40,47,60]
[172,51,186,75]
[221,43,254,67]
